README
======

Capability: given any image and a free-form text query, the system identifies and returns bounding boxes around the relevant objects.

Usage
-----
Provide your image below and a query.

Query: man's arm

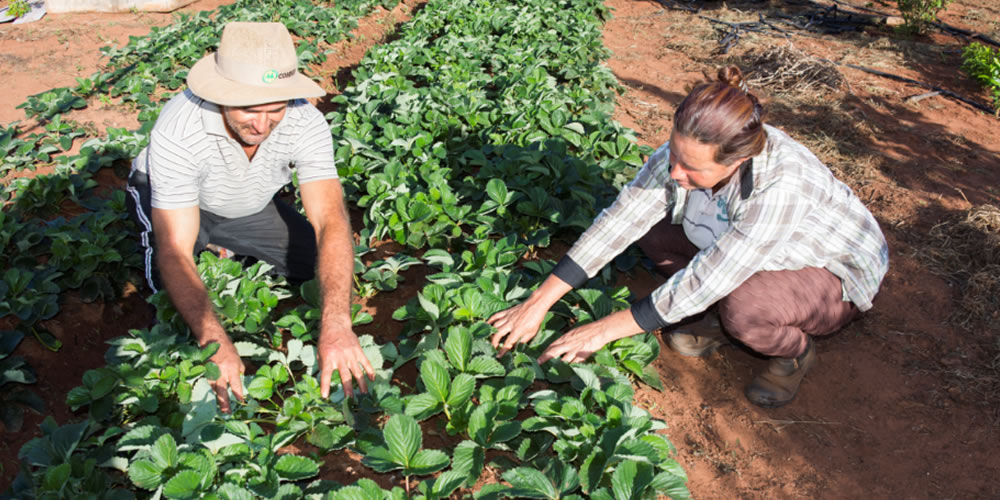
[151,206,245,412]
[299,179,375,399]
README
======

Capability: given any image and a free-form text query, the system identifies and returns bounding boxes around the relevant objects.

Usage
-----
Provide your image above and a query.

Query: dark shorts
[125,169,317,292]
[637,218,859,358]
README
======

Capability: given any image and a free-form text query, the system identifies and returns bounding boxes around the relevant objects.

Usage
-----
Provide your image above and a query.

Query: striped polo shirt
[131,89,337,219]
[553,125,889,331]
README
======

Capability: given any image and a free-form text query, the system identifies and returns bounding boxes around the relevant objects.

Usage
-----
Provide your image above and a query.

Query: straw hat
[186,22,325,107]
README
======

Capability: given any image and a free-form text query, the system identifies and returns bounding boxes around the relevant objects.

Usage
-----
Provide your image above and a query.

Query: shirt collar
[197,95,229,138]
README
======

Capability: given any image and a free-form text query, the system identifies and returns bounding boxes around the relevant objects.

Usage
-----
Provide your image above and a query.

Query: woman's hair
[673,66,766,165]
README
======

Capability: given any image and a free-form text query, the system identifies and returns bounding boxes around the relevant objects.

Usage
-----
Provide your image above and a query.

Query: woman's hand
[488,296,550,357]
[538,309,645,364]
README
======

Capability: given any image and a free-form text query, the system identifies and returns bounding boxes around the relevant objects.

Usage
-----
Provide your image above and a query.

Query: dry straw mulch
[916,204,1000,416]
[920,204,1000,327]
[736,44,845,96]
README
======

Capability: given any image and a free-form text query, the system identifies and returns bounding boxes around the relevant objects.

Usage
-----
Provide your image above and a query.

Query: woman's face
[668,133,746,191]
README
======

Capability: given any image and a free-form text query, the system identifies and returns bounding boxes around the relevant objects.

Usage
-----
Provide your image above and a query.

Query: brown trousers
[637,219,859,358]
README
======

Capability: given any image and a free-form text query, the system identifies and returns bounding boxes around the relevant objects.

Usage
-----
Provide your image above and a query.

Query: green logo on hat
[262,70,278,84]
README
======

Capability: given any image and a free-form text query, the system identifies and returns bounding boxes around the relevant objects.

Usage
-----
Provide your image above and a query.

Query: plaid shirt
[552,125,889,331]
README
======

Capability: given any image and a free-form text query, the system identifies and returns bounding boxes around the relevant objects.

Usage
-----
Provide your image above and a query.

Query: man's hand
[206,338,245,413]
[318,327,376,399]
[488,297,550,357]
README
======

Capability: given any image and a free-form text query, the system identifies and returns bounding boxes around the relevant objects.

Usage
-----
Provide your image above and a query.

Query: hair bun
[718,66,748,93]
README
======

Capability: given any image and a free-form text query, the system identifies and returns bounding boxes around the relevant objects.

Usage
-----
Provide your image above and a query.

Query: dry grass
[915,204,1000,417]
[919,205,1000,327]
[734,45,845,96]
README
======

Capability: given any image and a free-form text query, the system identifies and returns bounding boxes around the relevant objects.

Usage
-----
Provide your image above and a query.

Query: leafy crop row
[3,0,690,498]
[0,0,400,448]
[961,42,1000,111]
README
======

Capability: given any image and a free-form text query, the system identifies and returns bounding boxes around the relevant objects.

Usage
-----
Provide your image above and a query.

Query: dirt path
[2,0,999,497]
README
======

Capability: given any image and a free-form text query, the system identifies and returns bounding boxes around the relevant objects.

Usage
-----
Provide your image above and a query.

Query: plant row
[0,0,401,433]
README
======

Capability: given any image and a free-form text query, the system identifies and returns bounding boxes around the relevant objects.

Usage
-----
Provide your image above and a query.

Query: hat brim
[186,53,326,107]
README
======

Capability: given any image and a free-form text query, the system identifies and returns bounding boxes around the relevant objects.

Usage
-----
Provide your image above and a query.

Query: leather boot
[667,311,729,357]
[745,338,816,408]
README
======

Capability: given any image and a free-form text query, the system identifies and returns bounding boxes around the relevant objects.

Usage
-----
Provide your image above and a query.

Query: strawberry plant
[0,331,45,432]
[961,42,1000,111]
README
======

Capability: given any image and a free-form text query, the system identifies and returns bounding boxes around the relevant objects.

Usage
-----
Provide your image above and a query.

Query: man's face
[221,101,288,147]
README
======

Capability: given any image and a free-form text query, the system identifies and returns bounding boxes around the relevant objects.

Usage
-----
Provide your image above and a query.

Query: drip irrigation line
[822,0,1000,47]
[822,59,997,115]
[662,0,1000,48]
[932,22,1000,48]
[654,0,997,115]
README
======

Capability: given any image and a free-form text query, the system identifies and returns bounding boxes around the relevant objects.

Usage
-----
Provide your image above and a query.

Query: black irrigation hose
[821,0,1000,48]
[830,61,998,115]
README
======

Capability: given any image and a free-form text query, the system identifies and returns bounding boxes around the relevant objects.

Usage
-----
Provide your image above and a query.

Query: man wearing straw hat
[126,22,374,413]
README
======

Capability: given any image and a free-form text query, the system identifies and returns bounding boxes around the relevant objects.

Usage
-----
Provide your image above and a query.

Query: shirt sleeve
[291,102,338,184]
[554,143,675,287]
[632,180,811,330]
[147,128,201,210]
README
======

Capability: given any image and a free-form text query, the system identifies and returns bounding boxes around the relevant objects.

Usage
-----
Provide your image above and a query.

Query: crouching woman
[488,66,889,408]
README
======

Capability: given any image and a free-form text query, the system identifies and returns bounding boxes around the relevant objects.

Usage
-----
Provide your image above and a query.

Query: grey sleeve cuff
[630,295,668,332]
[552,255,589,289]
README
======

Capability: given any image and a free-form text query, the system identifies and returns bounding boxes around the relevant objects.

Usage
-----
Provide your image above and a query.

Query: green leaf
[431,469,467,497]
[50,420,88,462]
[502,467,558,499]
[640,365,664,391]
[420,359,451,403]
[407,449,450,476]
[308,424,354,450]
[444,327,472,372]
[452,440,484,482]
[362,446,400,473]
[405,393,443,420]
[384,414,421,466]
[447,373,476,408]
[417,291,440,320]
[247,375,274,400]
[128,459,163,490]
[492,421,522,444]
[468,356,504,377]
[204,362,221,381]
[218,483,256,500]
[572,365,601,391]
[274,454,320,481]
[589,488,614,500]
[563,122,586,135]
[651,470,691,499]
[151,433,178,470]
[485,178,509,205]
[468,402,494,446]
[611,460,654,500]
[580,449,608,493]
[162,469,202,499]
[41,463,70,491]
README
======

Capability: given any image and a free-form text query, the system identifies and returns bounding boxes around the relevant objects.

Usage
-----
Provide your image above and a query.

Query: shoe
[745,338,816,408]
[667,311,729,357]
